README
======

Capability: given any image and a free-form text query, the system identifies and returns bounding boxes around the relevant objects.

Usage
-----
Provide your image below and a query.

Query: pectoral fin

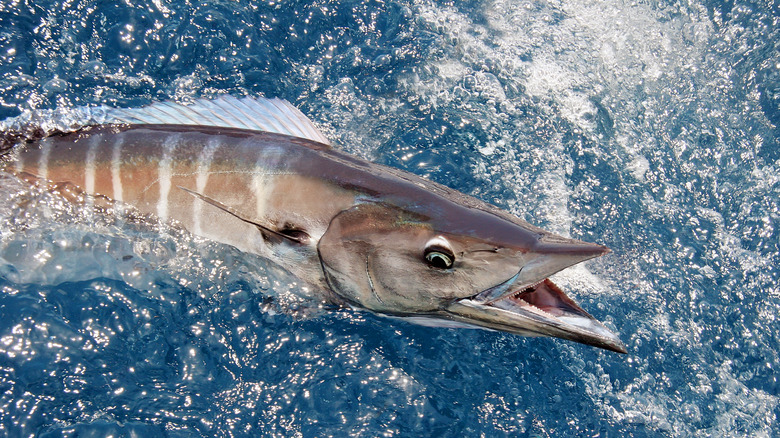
[178,186,305,244]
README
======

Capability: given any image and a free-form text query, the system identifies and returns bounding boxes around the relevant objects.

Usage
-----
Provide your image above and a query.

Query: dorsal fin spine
[158,102,195,124]
[235,98,283,134]
[223,98,260,131]
[215,98,259,131]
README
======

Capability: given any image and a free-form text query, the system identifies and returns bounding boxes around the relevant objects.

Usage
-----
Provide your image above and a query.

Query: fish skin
[1,99,626,353]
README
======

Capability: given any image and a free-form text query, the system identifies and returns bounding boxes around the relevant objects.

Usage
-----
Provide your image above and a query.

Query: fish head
[318,201,626,353]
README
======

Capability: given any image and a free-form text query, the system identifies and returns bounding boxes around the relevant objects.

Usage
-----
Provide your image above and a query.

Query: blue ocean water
[0,0,778,436]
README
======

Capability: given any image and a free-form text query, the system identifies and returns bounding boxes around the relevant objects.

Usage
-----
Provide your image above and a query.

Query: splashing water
[0,0,778,435]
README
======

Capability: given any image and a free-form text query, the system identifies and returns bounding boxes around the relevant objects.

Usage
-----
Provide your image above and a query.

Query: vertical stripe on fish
[111,136,124,203]
[157,135,180,221]
[193,138,220,235]
[251,145,284,229]
[37,138,52,181]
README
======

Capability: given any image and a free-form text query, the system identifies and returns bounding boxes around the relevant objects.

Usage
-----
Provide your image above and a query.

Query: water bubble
[80,61,107,77]
[12,74,36,87]
[173,75,203,99]
[463,75,477,89]
[42,78,68,96]
[374,54,392,67]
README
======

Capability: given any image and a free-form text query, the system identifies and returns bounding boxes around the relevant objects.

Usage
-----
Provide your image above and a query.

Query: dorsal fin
[1,97,331,151]
[105,96,331,145]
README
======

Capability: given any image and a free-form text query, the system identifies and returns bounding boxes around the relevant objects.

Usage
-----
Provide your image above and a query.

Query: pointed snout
[513,233,610,293]
[477,232,610,305]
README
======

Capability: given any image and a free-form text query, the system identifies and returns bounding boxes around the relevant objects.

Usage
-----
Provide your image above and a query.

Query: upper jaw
[445,278,627,353]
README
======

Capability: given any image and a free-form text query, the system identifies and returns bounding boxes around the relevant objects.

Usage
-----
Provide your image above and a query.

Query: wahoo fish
[1,97,626,353]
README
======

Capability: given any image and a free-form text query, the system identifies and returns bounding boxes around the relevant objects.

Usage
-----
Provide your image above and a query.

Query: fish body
[2,97,626,353]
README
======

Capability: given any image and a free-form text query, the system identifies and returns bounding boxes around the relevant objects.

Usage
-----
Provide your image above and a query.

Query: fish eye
[425,249,454,269]
[424,236,455,269]
[423,236,455,269]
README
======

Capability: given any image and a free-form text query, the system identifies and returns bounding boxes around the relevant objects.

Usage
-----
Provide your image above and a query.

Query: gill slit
[365,253,383,305]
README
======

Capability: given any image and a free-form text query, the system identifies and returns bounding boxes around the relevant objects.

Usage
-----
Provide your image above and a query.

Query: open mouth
[491,279,589,318]
[448,277,627,353]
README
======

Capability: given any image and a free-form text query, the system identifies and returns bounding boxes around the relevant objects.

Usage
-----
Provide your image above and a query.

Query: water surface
[0,0,778,436]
